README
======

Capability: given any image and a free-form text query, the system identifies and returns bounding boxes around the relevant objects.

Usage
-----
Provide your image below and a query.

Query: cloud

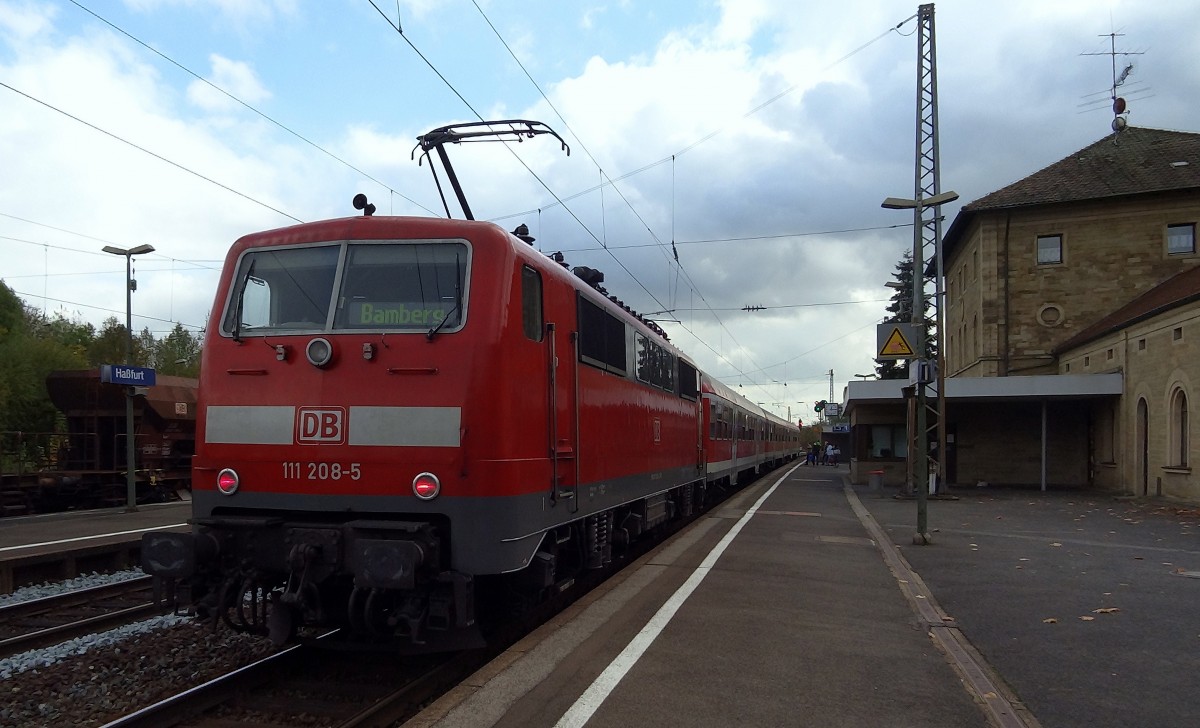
[2,0,1198,416]
[186,54,270,112]
[0,0,57,42]
[119,0,298,27]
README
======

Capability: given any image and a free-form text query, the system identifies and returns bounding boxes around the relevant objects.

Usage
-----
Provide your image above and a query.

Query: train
[141,123,800,651]
[0,370,195,516]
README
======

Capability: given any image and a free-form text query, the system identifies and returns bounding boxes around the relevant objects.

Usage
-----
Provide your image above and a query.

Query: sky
[1,0,1197,425]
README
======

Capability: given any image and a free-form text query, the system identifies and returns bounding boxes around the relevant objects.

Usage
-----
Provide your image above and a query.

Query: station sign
[101,364,156,387]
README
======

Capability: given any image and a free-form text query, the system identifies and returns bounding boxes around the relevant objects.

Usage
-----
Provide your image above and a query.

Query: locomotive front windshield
[222,241,468,336]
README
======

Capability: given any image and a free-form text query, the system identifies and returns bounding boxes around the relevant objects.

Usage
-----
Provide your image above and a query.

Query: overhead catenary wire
[461,4,919,401]
[0,80,304,224]
[366,0,678,326]
[66,0,438,217]
[11,288,205,331]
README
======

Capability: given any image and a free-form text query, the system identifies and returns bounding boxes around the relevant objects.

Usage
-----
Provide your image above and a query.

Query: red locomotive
[142,121,800,649]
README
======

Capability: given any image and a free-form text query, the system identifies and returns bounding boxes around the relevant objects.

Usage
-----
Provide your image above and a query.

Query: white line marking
[0,524,188,553]
[554,463,802,728]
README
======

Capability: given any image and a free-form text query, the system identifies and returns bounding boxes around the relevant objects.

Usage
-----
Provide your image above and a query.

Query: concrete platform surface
[410,465,993,727]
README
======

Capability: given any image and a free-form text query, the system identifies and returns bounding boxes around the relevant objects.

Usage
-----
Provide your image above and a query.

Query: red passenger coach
[702,377,801,488]
[142,210,738,649]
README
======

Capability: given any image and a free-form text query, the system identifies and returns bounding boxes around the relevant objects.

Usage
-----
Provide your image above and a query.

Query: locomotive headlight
[412,472,440,500]
[306,337,334,368]
[216,468,240,495]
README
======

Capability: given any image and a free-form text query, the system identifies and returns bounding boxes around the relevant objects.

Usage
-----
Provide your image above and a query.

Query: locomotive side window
[224,246,340,335]
[521,265,543,341]
[636,332,681,392]
[336,243,467,331]
[678,360,698,400]
[578,295,627,375]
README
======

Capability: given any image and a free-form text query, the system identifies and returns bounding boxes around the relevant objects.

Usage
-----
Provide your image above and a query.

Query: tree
[137,327,157,367]
[875,251,934,380]
[88,317,124,366]
[155,323,202,377]
[28,309,95,358]
[0,279,24,337]
[0,281,88,433]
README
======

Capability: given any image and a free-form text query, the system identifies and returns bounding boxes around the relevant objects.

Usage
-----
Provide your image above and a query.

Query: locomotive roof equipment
[413,119,570,220]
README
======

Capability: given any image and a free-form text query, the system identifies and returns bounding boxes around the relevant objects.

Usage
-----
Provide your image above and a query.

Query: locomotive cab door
[528,262,577,514]
[545,321,579,512]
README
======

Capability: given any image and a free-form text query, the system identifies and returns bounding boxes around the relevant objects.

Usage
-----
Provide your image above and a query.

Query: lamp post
[880,190,957,544]
[102,243,155,511]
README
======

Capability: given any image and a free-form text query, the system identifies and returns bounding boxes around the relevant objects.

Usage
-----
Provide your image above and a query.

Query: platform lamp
[102,243,155,512]
[881,190,957,544]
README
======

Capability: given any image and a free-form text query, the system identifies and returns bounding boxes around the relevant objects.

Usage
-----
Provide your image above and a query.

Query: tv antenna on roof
[1079,30,1147,135]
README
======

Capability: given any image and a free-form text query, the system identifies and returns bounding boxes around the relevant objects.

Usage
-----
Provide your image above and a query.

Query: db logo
[296,407,346,445]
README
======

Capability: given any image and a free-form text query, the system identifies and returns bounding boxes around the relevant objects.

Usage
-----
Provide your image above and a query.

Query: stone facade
[944,193,1200,378]
[936,128,1200,499]
[1058,303,1199,500]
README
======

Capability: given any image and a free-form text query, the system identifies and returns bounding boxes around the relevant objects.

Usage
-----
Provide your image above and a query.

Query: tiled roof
[1052,264,1200,354]
[966,126,1200,211]
[943,127,1200,254]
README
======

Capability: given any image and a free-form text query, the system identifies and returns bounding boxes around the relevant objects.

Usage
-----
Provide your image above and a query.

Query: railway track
[92,478,755,726]
[102,639,480,728]
[0,575,159,659]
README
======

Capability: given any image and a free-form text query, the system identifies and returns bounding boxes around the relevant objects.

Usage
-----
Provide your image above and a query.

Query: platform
[408,464,1004,727]
[0,501,190,592]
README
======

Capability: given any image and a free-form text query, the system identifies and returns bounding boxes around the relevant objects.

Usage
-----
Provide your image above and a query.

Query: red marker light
[217,468,240,495]
[412,472,440,500]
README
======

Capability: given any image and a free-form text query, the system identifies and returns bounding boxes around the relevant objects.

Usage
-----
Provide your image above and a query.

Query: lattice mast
[910,4,947,510]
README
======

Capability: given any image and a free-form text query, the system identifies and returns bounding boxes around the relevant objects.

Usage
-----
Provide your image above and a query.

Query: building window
[869,425,908,458]
[1169,388,1189,468]
[1084,355,1090,367]
[1107,348,1114,360]
[1065,362,1071,372]
[1175,327,1184,341]
[1037,234,1063,265]
[1138,338,1146,351]
[1167,223,1196,255]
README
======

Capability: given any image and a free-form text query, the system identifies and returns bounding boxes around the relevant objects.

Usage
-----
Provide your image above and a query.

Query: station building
[846,126,1200,501]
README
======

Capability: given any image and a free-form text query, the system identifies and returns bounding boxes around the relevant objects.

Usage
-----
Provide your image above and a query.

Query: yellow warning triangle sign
[881,327,915,357]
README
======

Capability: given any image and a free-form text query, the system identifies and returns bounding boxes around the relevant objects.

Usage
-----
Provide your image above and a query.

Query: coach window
[521,266,543,341]
[1036,234,1062,265]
